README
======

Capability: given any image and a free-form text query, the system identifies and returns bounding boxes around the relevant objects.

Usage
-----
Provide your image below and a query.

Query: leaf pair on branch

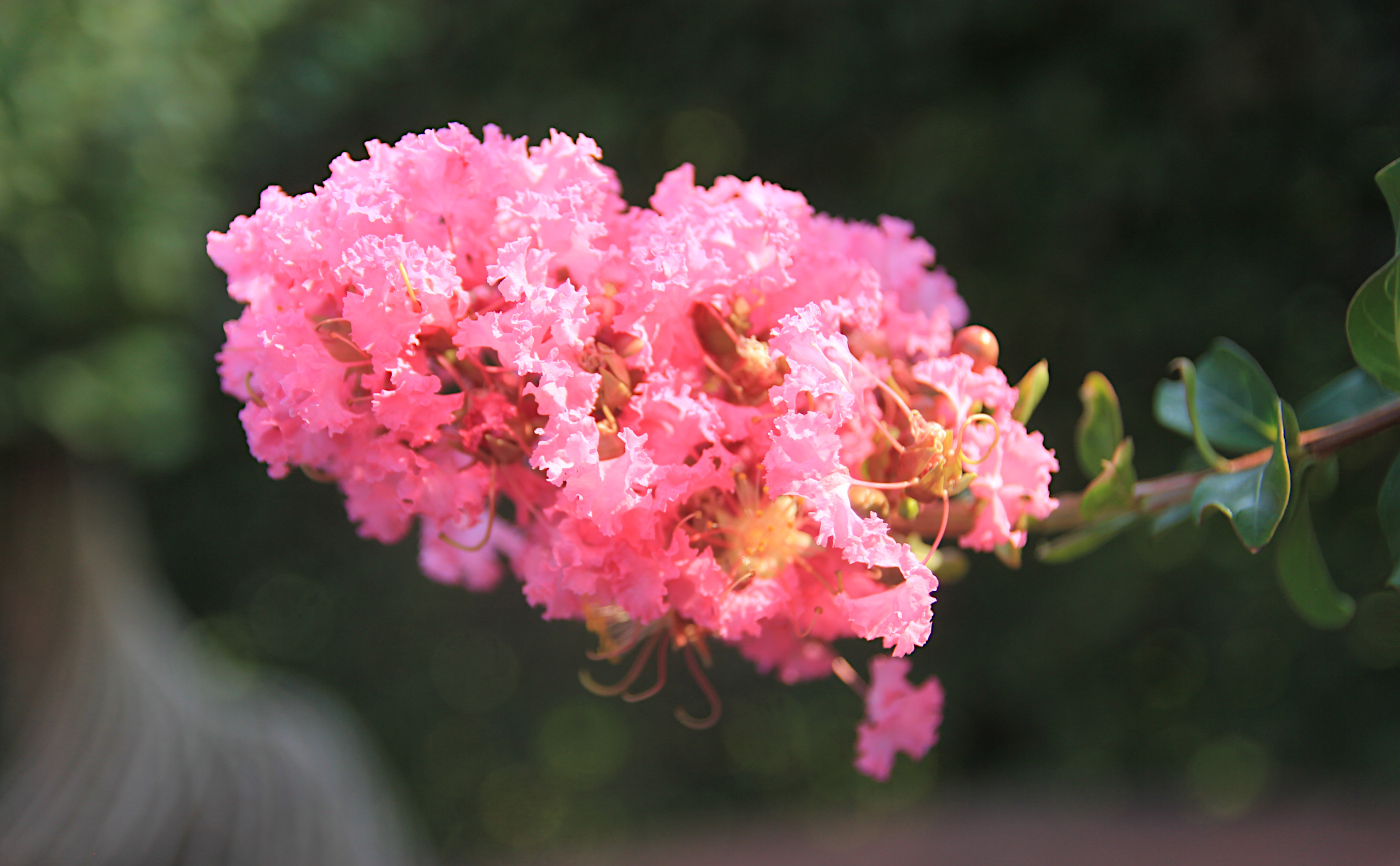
[1036,157,1400,632]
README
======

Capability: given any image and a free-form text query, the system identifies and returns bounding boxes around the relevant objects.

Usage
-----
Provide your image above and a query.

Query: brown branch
[1300,396,1400,455]
[892,396,1400,542]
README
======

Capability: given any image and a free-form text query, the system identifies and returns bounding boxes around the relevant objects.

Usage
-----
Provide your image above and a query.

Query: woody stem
[891,396,1400,540]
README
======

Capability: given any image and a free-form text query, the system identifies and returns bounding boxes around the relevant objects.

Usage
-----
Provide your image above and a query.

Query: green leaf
[1162,357,1228,471]
[1345,262,1400,393]
[994,541,1022,569]
[1378,157,1400,254]
[1149,501,1192,536]
[1281,397,1301,452]
[1377,452,1400,561]
[1345,160,1400,392]
[1080,437,1138,522]
[1308,455,1340,501]
[1075,372,1123,478]
[1154,338,1280,454]
[1036,513,1139,564]
[1012,359,1049,425]
[1191,399,1291,552]
[1297,368,1398,429]
[1274,493,1355,629]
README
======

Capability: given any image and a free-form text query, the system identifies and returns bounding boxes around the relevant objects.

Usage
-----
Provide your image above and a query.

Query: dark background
[3,0,1400,856]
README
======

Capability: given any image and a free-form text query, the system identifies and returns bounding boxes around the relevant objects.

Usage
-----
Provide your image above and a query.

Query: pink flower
[854,655,944,781]
[211,124,1058,784]
[960,421,1060,552]
[738,625,836,685]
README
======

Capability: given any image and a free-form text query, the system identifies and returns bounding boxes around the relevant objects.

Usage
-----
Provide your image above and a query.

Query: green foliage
[1012,359,1049,425]
[1346,264,1400,393]
[1274,492,1355,629]
[1155,339,1280,456]
[1162,357,1228,470]
[1191,400,1291,552]
[1297,368,1397,428]
[1148,501,1192,536]
[1380,158,1400,250]
[0,0,325,468]
[1345,159,1400,392]
[1074,371,1122,478]
[1036,513,1137,564]
[1079,437,1137,521]
[18,327,199,470]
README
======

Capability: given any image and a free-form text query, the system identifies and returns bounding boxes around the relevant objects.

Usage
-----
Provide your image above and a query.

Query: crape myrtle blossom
[211,124,1058,780]
[853,655,945,782]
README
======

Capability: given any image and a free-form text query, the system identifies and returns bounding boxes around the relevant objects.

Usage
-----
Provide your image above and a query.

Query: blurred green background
[3,0,1400,856]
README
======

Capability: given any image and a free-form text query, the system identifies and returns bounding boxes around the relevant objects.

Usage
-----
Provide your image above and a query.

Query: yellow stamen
[398,262,421,309]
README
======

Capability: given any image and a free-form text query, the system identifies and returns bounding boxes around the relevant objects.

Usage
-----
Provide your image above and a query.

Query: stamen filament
[244,371,267,408]
[958,413,1000,465]
[793,555,840,597]
[831,656,868,697]
[675,644,722,730]
[586,619,656,661]
[581,630,663,697]
[848,477,922,490]
[702,353,744,399]
[398,262,422,310]
[873,379,917,450]
[793,606,822,638]
[438,465,498,553]
[924,490,950,563]
[622,637,668,702]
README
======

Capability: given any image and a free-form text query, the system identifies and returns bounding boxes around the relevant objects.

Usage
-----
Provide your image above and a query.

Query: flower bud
[951,325,998,372]
[732,336,785,395]
[611,331,644,357]
[481,432,526,464]
[849,485,890,519]
[588,293,618,330]
[596,425,626,460]
[692,302,738,359]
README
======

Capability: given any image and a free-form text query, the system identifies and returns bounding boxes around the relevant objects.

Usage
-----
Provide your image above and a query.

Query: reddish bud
[951,325,998,372]
[596,426,626,460]
[611,331,644,357]
[587,294,618,330]
[849,485,890,519]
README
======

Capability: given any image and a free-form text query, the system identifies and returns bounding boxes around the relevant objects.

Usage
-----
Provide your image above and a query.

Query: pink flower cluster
[211,125,1057,779]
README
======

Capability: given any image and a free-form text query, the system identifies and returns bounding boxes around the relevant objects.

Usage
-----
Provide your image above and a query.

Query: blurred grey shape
[0,455,426,865]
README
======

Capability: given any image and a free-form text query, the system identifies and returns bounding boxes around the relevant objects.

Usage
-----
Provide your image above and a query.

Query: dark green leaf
[1154,338,1280,454]
[1149,501,1192,535]
[1377,157,1400,254]
[1075,372,1122,478]
[1282,398,1301,451]
[1274,494,1354,629]
[1012,359,1049,425]
[1036,513,1138,564]
[1080,437,1137,521]
[1161,358,1228,471]
[1345,161,1400,391]
[1345,262,1400,393]
[1296,368,1398,429]
[1307,455,1340,501]
[994,541,1022,569]
[1191,399,1291,552]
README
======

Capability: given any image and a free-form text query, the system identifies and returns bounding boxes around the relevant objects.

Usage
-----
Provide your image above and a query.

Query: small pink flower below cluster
[210,124,1057,780]
[855,656,945,782]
